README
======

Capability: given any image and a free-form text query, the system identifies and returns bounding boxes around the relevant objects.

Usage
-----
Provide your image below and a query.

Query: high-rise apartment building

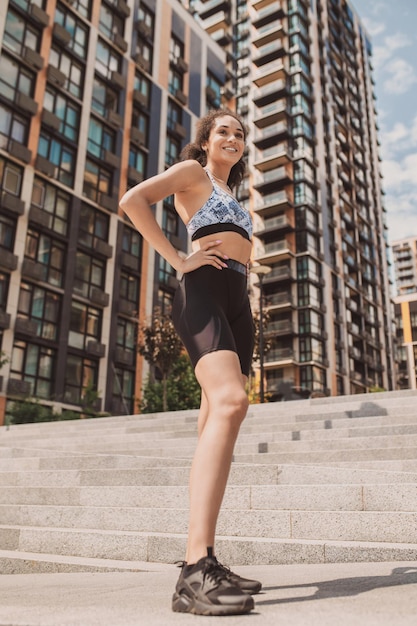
[188,0,395,396]
[394,293,417,391]
[392,237,417,296]
[0,0,230,425]
[0,0,396,425]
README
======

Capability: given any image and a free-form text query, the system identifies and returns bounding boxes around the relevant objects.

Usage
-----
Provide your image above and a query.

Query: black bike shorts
[171,260,254,376]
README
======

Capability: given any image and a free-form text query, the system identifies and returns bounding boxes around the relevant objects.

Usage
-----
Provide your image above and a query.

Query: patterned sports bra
[186,170,252,242]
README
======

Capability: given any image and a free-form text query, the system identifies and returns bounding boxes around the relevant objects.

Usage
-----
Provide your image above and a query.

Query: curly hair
[180,109,248,190]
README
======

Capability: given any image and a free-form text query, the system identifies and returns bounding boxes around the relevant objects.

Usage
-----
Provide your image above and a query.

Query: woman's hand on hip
[181,240,228,273]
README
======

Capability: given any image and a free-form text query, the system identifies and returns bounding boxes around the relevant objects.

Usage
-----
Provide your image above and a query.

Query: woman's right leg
[186,349,249,565]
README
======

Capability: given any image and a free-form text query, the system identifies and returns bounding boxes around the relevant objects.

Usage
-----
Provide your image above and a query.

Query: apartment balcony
[253,79,288,106]
[253,164,292,192]
[264,347,296,366]
[349,345,364,361]
[253,40,287,66]
[254,213,294,237]
[264,290,294,310]
[254,190,293,217]
[254,117,290,146]
[253,21,286,48]
[1,192,25,216]
[0,310,11,330]
[203,11,231,34]
[253,60,287,88]
[199,0,230,20]
[253,2,285,28]
[255,239,295,264]
[210,28,232,45]
[254,143,292,174]
[265,319,294,337]
[263,266,294,285]
[254,99,288,126]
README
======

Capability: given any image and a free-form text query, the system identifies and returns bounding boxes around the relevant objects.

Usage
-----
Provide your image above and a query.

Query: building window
[168,36,184,95]
[120,271,140,306]
[165,135,180,167]
[297,282,321,308]
[206,72,222,109]
[64,354,98,405]
[74,251,106,299]
[157,288,173,315]
[49,46,84,99]
[0,272,10,312]
[0,53,36,103]
[25,229,66,287]
[162,205,178,239]
[0,214,16,252]
[112,367,135,414]
[0,103,29,148]
[99,1,124,39]
[79,204,109,248]
[159,256,176,286]
[68,300,102,350]
[18,283,61,341]
[131,107,149,142]
[31,178,70,236]
[136,3,154,73]
[297,255,321,282]
[91,76,119,118]
[67,0,91,20]
[11,340,55,399]
[122,226,142,259]
[0,156,23,195]
[3,8,41,56]
[300,364,325,392]
[128,146,147,181]
[133,72,150,108]
[117,317,136,350]
[95,39,121,80]
[167,99,182,134]
[55,5,89,59]
[43,88,80,142]
[37,132,76,187]
[87,118,116,158]
[298,309,322,335]
[83,159,112,202]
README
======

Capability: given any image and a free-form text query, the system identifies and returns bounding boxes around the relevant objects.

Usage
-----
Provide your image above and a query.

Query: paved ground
[1,561,417,625]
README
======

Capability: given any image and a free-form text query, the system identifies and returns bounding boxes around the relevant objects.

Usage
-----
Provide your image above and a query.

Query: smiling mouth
[224,147,238,152]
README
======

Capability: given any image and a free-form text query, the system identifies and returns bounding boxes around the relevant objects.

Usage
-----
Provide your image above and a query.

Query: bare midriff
[192,230,252,266]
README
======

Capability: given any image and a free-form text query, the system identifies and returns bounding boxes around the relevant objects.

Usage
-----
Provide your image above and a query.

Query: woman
[120,109,261,616]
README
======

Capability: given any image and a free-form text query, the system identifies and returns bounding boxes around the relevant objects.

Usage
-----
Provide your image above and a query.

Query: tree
[252,308,272,363]
[138,307,184,411]
[140,354,201,413]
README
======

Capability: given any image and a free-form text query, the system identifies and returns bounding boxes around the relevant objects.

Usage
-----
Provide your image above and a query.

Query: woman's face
[204,115,245,165]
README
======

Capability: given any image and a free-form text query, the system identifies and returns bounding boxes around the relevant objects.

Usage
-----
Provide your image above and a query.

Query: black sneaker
[172,554,254,616]
[212,558,262,594]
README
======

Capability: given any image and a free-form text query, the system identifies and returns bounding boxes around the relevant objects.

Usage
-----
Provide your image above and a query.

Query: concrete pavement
[1,561,417,626]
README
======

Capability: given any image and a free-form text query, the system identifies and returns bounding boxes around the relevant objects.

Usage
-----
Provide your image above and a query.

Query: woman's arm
[119,160,227,273]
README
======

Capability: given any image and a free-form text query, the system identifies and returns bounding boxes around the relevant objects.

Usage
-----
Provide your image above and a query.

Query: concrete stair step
[234,445,417,465]
[3,463,417,487]
[1,531,416,571]
[0,454,191,472]
[0,482,416,511]
[39,433,417,458]
[6,423,417,453]
[1,505,416,543]
[0,549,154,574]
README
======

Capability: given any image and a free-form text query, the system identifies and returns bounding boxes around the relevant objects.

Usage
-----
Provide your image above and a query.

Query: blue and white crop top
[186,170,252,242]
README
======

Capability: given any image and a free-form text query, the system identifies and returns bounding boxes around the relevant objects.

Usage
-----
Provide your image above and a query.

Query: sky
[351,0,417,244]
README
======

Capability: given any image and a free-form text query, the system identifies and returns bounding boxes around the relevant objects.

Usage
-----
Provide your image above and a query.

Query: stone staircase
[0,390,417,574]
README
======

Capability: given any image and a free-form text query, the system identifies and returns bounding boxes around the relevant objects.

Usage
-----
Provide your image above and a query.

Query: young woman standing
[119,109,261,616]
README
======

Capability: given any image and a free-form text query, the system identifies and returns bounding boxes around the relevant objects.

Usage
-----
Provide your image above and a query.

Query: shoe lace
[202,559,230,586]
